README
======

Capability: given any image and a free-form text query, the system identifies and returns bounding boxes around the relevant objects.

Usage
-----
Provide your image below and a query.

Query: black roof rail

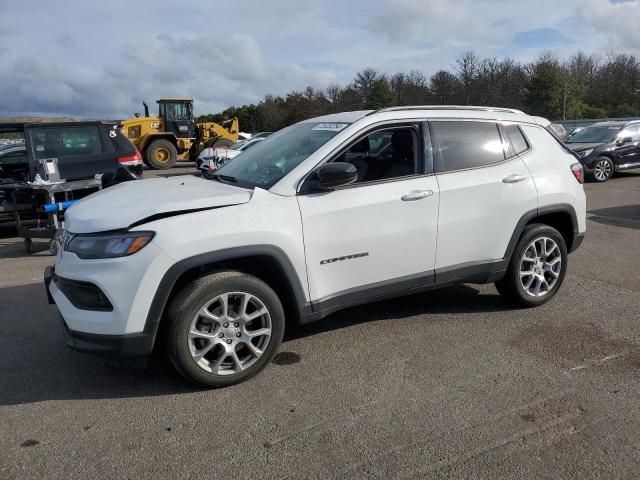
[366,105,526,116]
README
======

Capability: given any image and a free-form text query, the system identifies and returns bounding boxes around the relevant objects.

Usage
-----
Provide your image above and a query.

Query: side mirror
[618,136,633,145]
[304,162,358,191]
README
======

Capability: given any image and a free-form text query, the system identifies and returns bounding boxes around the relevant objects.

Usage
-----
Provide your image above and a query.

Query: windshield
[567,126,621,144]
[213,121,350,189]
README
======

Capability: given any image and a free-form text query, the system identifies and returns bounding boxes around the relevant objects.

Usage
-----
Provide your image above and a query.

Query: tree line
[198,51,640,132]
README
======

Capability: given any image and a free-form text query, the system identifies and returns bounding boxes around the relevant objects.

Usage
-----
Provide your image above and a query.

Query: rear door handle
[502,173,528,183]
[401,189,434,201]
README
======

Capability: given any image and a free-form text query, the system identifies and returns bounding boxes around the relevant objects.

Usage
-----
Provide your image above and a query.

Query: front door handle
[502,173,528,183]
[401,189,434,201]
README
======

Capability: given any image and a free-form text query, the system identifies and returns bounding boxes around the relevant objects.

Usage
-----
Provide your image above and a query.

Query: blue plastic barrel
[43,200,77,213]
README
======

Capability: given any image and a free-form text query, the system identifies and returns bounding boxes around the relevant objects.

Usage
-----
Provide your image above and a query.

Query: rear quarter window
[0,149,28,165]
[504,124,530,155]
[29,126,104,160]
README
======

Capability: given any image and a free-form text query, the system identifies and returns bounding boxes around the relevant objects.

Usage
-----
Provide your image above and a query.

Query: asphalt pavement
[1,166,639,479]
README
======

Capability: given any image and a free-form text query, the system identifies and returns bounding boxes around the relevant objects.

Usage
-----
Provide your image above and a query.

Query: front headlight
[66,231,154,259]
[578,149,593,157]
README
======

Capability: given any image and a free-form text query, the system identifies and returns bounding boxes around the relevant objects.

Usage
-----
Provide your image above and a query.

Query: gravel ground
[1,166,639,479]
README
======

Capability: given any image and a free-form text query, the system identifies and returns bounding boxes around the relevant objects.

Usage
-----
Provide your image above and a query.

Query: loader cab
[158,99,194,139]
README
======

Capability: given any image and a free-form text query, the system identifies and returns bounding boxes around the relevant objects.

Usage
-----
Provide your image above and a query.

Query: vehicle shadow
[0,233,52,258]
[588,204,640,231]
[286,283,513,341]
[0,281,511,406]
[0,224,17,239]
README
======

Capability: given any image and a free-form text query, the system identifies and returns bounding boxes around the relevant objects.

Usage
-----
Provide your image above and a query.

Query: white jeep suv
[45,106,586,387]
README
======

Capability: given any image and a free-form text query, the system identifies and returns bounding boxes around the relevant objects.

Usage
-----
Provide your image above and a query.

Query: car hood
[65,175,252,233]
[566,142,604,152]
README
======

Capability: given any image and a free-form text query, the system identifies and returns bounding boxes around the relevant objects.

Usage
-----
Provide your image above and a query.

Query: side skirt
[300,260,506,324]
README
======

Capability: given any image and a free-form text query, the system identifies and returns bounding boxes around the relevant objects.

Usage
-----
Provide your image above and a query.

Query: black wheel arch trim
[504,203,580,259]
[142,245,310,352]
[137,206,581,353]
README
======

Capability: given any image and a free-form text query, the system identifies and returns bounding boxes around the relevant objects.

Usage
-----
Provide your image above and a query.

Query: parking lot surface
[1,167,639,479]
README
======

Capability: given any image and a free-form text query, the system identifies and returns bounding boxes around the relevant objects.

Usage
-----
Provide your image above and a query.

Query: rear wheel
[145,139,177,170]
[24,238,32,255]
[593,156,613,182]
[165,271,285,387]
[496,224,567,307]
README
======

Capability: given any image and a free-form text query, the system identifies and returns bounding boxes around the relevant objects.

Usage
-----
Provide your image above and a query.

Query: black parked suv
[0,121,143,224]
[566,120,640,182]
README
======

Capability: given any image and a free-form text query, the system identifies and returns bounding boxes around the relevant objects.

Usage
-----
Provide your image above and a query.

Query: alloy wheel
[187,292,272,375]
[594,159,612,181]
[519,236,562,297]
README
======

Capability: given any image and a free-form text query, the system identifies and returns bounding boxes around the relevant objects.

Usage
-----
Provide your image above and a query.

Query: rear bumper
[570,232,585,253]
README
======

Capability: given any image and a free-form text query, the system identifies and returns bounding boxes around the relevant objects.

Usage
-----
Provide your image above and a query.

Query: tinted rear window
[431,121,506,172]
[504,124,529,155]
[29,126,103,160]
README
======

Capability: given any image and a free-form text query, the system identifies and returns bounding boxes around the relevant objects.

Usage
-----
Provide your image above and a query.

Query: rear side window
[29,126,104,160]
[0,149,28,165]
[504,124,530,155]
[431,121,506,172]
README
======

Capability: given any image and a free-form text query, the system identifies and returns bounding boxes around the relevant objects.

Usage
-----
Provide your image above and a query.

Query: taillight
[570,162,584,184]
[118,150,143,166]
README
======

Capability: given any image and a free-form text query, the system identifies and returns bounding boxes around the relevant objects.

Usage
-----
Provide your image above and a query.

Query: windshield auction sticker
[312,123,350,132]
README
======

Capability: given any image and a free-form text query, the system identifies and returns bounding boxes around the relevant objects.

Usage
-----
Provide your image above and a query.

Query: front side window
[566,126,621,144]
[431,121,506,172]
[29,126,103,160]
[213,121,350,189]
[333,127,419,184]
[618,125,640,141]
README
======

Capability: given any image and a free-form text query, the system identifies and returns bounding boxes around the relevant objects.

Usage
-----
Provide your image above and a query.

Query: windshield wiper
[206,173,237,183]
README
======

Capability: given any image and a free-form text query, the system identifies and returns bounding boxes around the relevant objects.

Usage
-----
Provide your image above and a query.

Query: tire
[592,156,614,182]
[496,224,568,307]
[48,238,58,256]
[145,139,178,170]
[165,271,285,387]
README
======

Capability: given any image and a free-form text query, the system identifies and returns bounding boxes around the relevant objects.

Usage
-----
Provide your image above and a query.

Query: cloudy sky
[1,0,639,118]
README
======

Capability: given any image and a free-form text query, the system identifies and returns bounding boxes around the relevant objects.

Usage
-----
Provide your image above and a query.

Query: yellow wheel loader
[120,98,239,170]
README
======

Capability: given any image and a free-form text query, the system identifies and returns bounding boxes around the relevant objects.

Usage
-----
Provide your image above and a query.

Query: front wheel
[165,271,285,387]
[592,156,614,182]
[145,139,178,170]
[495,224,568,307]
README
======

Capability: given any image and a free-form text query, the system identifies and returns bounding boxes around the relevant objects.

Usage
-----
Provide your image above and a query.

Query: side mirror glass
[304,162,358,192]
